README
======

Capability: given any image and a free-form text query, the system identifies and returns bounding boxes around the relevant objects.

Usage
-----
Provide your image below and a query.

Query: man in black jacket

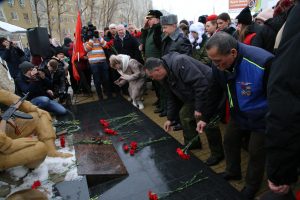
[114,24,143,64]
[16,61,67,115]
[160,14,192,56]
[145,52,211,149]
[262,2,300,199]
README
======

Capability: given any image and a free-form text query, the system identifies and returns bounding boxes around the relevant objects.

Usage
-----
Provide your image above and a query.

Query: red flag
[71,11,85,81]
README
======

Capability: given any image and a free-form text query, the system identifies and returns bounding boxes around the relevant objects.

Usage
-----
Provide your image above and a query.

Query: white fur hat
[255,8,274,22]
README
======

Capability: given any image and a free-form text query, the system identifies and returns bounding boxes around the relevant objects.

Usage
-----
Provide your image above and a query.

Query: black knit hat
[55,46,65,55]
[198,15,207,24]
[19,61,34,74]
[146,10,163,19]
[236,6,252,25]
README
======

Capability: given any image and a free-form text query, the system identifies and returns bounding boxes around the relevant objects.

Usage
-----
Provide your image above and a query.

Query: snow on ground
[7,144,82,199]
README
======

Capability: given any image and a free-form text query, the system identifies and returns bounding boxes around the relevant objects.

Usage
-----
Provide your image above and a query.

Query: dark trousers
[205,126,224,158]
[224,119,266,190]
[90,62,111,99]
[179,103,200,148]
[179,103,224,154]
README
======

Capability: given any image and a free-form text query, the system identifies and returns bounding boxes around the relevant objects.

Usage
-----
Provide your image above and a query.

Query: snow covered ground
[4,140,82,199]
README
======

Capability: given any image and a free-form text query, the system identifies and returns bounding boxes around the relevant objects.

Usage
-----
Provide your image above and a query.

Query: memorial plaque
[73,131,128,187]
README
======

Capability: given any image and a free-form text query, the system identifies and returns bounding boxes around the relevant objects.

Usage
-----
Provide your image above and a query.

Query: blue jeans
[31,96,67,115]
[90,62,111,98]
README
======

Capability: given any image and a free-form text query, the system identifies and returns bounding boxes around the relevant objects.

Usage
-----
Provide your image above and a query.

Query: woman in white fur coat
[109,54,146,109]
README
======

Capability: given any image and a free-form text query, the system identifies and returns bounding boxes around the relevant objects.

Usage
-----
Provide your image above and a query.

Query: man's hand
[37,70,45,79]
[114,80,121,86]
[3,138,38,154]
[164,120,172,132]
[196,120,207,133]
[47,90,54,98]
[268,180,290,194]
[139,44,143,51]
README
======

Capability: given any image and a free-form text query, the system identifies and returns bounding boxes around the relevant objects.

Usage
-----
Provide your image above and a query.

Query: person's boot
[159,110,167,117]
[204,155,224,166]
[172,123,182,131]
[137,100,144,110]
[154,107,163,113]
[132,100,138,108]
[218,172,242,181]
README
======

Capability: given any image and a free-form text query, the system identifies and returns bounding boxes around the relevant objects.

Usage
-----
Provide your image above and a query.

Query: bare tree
[56,0,67,43]
[45,0,55,36]
[32,0,41,27]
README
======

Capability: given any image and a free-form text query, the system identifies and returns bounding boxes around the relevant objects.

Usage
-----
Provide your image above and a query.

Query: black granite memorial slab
[66,97,245,200]
[73,120,128,187]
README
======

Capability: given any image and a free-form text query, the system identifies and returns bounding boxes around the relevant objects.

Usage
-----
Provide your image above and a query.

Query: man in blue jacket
[197,32,274,199]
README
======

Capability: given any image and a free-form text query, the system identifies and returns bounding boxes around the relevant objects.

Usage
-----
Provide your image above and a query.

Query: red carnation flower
[104,128,117,135]
[130,141,138,150]
[148,191,159,200]
[176,148,190,160]
[31,180,41,189]
[103,122,110,128]
[123,144,129,152]
[60,135,65,148]
[129,148,135,156]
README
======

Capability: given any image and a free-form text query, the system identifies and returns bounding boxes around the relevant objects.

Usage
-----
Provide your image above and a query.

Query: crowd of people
[0,0,299,199]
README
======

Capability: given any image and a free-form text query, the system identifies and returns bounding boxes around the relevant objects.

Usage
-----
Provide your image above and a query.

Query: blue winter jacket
[204,42,274,131]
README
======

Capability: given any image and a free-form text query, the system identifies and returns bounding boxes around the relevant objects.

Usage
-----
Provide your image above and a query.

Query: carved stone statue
[0,89,72,170]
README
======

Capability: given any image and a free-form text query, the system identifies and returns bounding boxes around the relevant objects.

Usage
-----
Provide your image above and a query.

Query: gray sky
[152,0,278,22]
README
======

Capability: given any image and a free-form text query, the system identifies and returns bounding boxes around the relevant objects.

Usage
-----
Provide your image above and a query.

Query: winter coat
[266,3,300,186]
[0,46,25,79]
[191,34,211,65]
[114,32,144,64]
[161,28,192,56]
[141,23,163,58]
[113,55,146,100]
[203,42,274,131]
[15,73,52,100]
[42,67,66,97]
[252,10,290,53]
[161,52,212,121]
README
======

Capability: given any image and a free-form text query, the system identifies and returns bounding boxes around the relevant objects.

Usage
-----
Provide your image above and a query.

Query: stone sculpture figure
[0,89,72,170]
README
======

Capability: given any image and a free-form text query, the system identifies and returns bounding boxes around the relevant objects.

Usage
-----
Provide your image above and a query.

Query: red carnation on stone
[31,180,41,189]
[99,119,110,127]
[130,141,138,150]
[104,128,117,135]
[123,144,129,152]
[148,191,159,200]
[176,148,190,160]
[129,148,135,156]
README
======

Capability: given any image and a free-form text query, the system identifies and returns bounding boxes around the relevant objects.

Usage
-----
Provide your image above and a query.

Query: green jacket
[191,35,211,66]
[141,23,162,58]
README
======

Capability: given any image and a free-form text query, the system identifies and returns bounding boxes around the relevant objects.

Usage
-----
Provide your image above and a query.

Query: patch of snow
[7,146,82,199]
[7,166,28,181]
